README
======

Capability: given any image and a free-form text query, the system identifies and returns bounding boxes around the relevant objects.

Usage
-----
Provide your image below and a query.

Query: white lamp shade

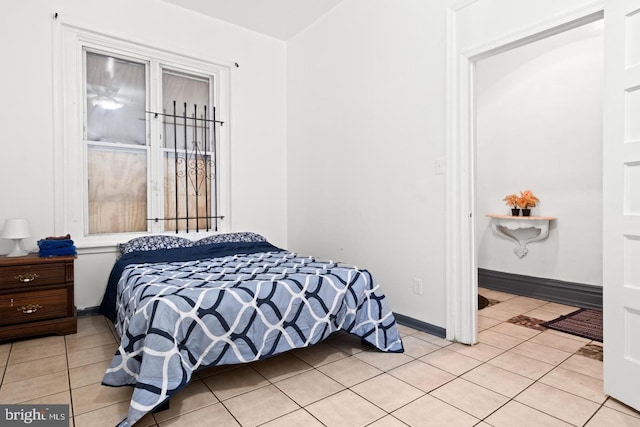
[1,218,31,239]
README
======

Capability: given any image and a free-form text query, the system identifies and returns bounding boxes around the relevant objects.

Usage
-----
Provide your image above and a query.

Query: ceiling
[158,0,345,41]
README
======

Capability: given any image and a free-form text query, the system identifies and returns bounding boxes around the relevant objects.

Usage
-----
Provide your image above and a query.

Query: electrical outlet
[412,278,424,295]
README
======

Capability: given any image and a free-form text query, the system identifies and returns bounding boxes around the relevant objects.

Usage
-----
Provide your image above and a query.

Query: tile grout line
[476,297,605,426]
[64,335,75,426]
[449,297,595,424]
[0,343,11,387]
[2,294,624,427]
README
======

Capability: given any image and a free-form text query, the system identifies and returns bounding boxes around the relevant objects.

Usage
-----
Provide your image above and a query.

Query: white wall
[0,0,287,309]
[476,21,604,285]
[287,0,449,327]
[286,0,603,332]
[0,0,607,331]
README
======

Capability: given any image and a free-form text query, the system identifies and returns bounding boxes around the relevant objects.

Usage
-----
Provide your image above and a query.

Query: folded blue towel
[37,239,75,250]
[39,246,77,257]
[38,238,76,257]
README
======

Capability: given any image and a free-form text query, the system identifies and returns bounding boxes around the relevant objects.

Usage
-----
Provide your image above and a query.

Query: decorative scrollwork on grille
[147,102,224,232]
[175,156,215,181]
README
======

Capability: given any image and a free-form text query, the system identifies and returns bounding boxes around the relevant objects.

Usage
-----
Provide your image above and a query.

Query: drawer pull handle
[18,304,43,314]
[14,273,39,283]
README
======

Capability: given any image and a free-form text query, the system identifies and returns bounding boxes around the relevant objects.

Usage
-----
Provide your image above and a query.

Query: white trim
[52,19,232,249]
[52,15,65,237]
[445,0,604,344]
[448,0,480,13]
[445,6,478,344]
[464,3,605,61]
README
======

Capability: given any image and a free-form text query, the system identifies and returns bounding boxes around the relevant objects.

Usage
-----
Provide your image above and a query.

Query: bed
[98,232,404,427]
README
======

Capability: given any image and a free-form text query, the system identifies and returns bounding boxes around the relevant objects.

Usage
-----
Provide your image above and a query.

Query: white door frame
[445,1,604,344]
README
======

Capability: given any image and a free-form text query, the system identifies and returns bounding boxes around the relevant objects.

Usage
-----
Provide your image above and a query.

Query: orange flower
[516,190,539,208]
[503,194,519,208]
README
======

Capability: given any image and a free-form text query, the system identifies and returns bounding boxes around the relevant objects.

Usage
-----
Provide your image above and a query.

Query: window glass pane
[162,71,210,150]
[86,52,146,145]
[88,146,147,234]
[162,70,214,232]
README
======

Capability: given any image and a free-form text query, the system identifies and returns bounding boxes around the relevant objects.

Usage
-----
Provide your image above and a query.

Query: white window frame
[53,22,231,250]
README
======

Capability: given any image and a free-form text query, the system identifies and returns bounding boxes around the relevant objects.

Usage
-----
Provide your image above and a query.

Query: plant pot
[521,208,531,216]
[511,208,520,216]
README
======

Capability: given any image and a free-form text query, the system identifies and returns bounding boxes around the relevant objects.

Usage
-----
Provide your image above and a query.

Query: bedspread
[99,242,403,426]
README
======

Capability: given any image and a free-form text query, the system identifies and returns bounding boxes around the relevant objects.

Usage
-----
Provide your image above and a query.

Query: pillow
[119,235,194,255]
[194,232,267,246]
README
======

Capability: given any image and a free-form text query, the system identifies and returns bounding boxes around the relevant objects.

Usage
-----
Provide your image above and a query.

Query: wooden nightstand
[0,254,77,341]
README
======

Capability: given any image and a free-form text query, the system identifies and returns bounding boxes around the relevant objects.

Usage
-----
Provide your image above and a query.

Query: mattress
[99,239,403,426]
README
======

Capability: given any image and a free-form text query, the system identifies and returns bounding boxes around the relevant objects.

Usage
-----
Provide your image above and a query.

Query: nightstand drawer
[0,288,69,326]
[0,263,67,288]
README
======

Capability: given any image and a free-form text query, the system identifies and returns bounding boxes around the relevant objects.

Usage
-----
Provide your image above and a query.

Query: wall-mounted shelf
[486,214,557,258]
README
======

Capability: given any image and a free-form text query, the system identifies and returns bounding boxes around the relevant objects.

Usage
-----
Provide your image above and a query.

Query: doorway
[447,0,640,412]
[474,20,604,320]
[443,4,605,345]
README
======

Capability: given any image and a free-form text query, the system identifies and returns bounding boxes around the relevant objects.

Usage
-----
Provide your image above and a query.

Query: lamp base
[7,239,28,257]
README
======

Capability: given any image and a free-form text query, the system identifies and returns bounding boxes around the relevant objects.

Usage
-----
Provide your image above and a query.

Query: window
[160,70,216,233]
[85,51,147,234]
[84,50,220,236]
[55,25,229,246]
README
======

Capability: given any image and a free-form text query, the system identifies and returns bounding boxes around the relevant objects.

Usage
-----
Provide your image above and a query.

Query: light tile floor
[1,289,639,426]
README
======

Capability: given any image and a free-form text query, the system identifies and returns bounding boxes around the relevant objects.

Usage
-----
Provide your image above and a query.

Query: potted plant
[503,193,520,216]
[516,190,539,216]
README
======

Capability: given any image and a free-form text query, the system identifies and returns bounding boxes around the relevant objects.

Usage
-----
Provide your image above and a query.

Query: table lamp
[1,218,31,257]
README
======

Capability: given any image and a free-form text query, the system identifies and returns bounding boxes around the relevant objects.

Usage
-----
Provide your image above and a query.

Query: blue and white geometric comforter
[99,241,403,426]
